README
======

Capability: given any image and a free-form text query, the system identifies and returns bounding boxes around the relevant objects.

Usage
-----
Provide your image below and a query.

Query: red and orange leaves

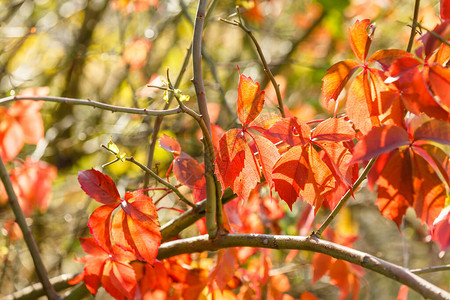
[215,72,280,201]
[352,120,449,228]
[312,229,364,300]
[0,87,48,162]
[159,134,206,202]
[0,157,56,216]
[270,117,356,212]
[75,169,162,299]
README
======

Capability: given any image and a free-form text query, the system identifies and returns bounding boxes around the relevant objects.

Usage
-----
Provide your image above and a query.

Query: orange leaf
[215,129,247,193]
[427,63,450,109]
[348,19,373,62]
[159,134,181,156]
[346,72,372,134]
[232,136,260,201]
[264,117,310,147]
[329,260,350,300]
[273,145,334,211]
[351,125,410,163]
[300,292,318,300]
[8,158,57,216]
[122,38,152,71]
[312,118,355,142]
[373,151,413,227]
[312,253,332,284]
[173,152,204,190]
[251,134,280,188]
[237,72,265,126]
[397,285,409,300]
[321,60,360,106]
[0,112,24,162]
[88,205,116,251]
[208,248,238,291]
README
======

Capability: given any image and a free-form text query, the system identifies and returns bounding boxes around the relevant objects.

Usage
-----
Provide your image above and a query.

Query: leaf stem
[0,96,182,116]
[125,156,197,209]
[0,157,61,300]
[316,157,377,236]
[406,0,421,53]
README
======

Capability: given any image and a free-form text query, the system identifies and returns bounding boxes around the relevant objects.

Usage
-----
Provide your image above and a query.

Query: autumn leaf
[78,170,161,264]
[237,71,265,126]
[208,248,238,291]
[272,145,335,211]
[0,158,57,216]
[0,88,47,162]
[348,19,373,62]
[311,118,355,142]
[79,169,121,206]
[311,229,364,300]
[264,117,310,147]
[70,237,137,299]
[159,134,181,155]
[431,205,450,252]
[122,38,152,70]
[321,60,360,106]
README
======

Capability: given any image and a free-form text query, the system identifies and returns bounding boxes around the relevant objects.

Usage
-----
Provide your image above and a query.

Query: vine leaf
[237,71,265,126]
[78,170,161,264]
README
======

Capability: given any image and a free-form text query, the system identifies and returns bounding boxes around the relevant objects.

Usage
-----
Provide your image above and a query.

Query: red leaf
[428,63,450,109]
[346,72,372,134]
[312,253,332,284]
[5,158,57,216]
[215,129,247,192]
[173,152,204,189]
[431,206,450,252]
[442,0,450,20]
[237,72,265,126]
[118,196,162,264]
[273,145,334,210]
[251,134,280,188]
[329,260,350,300]
[321,60,360,106]
[369,49,413,71]
[88,205,116,252]
[232,137,260,201]
[348,19,373,62]
[264,117,310,147]
[159,134,181,156]
[300,292,319,300]
[102,259,137,299]
[351,125,410,163]
[122,38,152,71]
[78,169,121,206]
[414,120,450,145]
[75,237,137,299]
[208,248,238,291]
[397,285,409,300]
[373,150,413,227]
[0,113,24,162]
[312,118,355,142]
[411,153,446,227]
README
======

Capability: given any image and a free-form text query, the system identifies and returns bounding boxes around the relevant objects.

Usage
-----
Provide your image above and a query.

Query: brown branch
[411,264,450,275]
[157,234,450,300]
[406,0,421,52]
[0,96,183,116]
[0,157,60,300]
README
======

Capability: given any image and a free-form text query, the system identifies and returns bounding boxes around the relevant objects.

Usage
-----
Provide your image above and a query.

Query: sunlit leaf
[237,72,265,126]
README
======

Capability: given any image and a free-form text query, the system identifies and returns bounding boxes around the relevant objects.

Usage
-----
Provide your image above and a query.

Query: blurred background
[0,0,448,298]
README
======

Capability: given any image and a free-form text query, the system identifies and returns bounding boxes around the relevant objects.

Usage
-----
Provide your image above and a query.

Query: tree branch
[406,0,420,52]
[192,0,219,238]
[157,234,450,300]
[0,96,183,116]
[411,264,450,275]
[0,157,60,300]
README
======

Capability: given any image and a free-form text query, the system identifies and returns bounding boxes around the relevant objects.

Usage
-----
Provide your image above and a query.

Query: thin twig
[0,96,182,116]
[411,264,450,275]
[125,156,197,209]
[0,157,60,300]
[220,12,286,117]
[157,234,450,300]
[143,45,193,191]
[406,0,421,52]
[316,158,377,237]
